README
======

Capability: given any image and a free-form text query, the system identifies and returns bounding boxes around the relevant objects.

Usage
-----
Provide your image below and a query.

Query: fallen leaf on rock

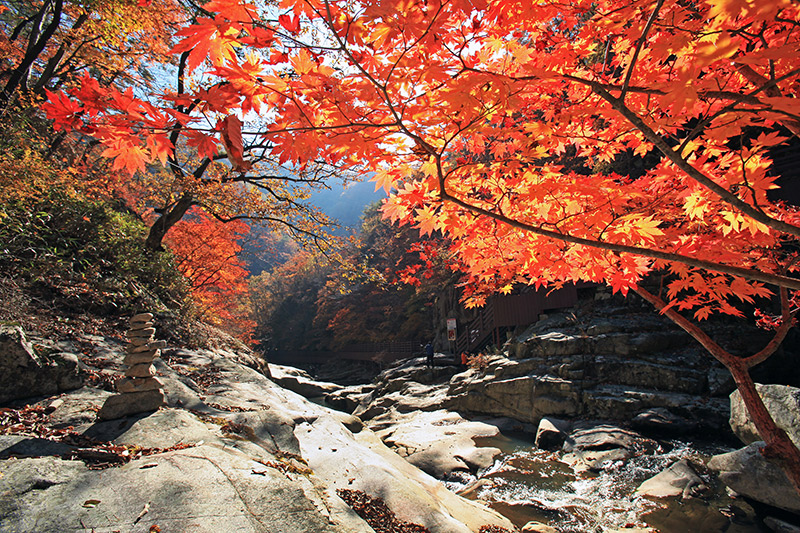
[82,499,101,508]
[134,501,150,524]
[140,463,158,469]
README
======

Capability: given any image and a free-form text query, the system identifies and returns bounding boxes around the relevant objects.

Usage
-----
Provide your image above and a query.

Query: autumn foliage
[165,207,256,341]
[22,0,800,492]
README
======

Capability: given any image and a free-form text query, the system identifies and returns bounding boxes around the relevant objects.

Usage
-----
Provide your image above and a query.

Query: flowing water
[447,433,766,532]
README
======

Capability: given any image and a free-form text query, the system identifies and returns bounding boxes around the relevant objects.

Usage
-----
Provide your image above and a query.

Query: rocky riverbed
[3,298,800,532]
[0,325,513,533]
[315,352,800,532]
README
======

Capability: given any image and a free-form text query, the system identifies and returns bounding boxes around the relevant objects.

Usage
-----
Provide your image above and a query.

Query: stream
[447,432,765,532]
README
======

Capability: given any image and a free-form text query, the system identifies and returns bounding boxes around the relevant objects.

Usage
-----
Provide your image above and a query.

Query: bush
[0,190,190,315]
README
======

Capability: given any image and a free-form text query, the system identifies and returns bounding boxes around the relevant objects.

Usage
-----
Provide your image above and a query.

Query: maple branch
[33,11,89,95]
[435,183,800,291]
[583,80,800,240]
[0,0,64,107]
[620,0,666,101]
[742,286,796,367]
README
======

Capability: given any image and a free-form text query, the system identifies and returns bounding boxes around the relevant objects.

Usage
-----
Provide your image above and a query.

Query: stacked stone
[98,313,167,420]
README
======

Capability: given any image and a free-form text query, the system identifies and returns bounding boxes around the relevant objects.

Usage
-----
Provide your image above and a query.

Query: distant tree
[248,249,329,350]
[0,0,182,108]
[312,202,450,349]
[165,206,256,341]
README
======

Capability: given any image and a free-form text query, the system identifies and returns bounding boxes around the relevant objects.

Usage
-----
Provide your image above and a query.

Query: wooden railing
[454,299,496,354]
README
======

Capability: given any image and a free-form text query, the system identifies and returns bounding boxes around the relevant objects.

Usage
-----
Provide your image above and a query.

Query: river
[447,432,765,532]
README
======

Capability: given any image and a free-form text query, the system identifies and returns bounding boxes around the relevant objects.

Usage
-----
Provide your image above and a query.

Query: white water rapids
[446,434,764,532]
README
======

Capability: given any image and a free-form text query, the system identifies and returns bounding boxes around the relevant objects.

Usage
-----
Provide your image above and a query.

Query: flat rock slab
[0,445,344,533]
[372,409,502,478]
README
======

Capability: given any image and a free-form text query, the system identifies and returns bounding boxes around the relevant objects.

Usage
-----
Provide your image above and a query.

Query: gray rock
[0,435,76,458]
[636,459,707,498]
[764,516,800,533]
[448,374,581,424]
[371,409,501,478]
[116,376,163,393]
[535,417,569,450]
[564,422,651,452]
[631,407,696,436]
[2,341,514,533]
[730,384,800,447]
[0,446,356,533]
[123,349,160,366]
[97,389,166,420]
[708,367,735,396]
[521,522,560,533]
[709,441,800,514]
[128,340,166,353]
[325,384,374,413]
[0,326,83,404]
[562,422,656,472]
[127,327,156,339]
[91,408,221,449]
[130,312,154,323]
[124,363,155,378]
[269,364,342,398]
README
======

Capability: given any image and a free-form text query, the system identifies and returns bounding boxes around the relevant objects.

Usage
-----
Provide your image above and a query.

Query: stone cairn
[97,312,167,420]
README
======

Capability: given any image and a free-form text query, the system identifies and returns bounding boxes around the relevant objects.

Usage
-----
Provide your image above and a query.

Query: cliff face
[0,327,513,533]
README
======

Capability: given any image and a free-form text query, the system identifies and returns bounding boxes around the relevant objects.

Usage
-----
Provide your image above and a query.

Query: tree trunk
[144,192,195,251]
[0,0,63,108]
[634,287,800,495]
[726,358,800,493]
[33,12,88,96]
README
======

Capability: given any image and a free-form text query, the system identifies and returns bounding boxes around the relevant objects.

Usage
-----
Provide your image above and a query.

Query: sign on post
[446,318,457,341]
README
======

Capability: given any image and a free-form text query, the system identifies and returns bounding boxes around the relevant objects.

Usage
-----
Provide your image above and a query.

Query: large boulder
[0,325,82,404]
[448,373,582,424]
[729,384,800,447]
[708,441,800,514]
[562,422,657,472]
[370,409,501,478]
[535,417,570,450]
[268,363,342,398]
[635,459,707,499]
[325,384,374,413]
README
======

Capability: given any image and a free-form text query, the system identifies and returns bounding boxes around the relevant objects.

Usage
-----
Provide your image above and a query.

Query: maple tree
[35,0,800,492]
[7,0,336,252]
[165,206,257,341]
